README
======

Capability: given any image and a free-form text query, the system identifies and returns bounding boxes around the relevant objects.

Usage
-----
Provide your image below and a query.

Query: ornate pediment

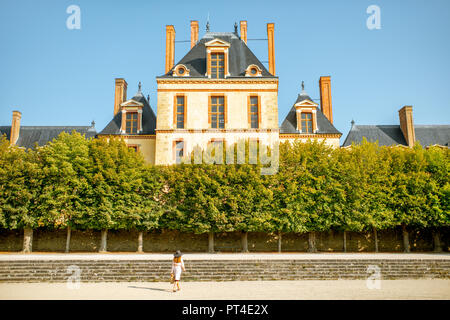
[205,38,231,48]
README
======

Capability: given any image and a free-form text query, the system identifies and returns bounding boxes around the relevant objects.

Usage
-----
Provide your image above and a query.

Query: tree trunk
[307,231,317,253]
[343,231,347,253]
[208,232,214,253]
[433,230,442,253]
[277,231,282,253]
[241,232,249,253]
[65,226,71,253]
[22,228,33,253]
[373,227,379,253]
[99,229,108,253]
[402,225,410,253]
[137,231,143,253]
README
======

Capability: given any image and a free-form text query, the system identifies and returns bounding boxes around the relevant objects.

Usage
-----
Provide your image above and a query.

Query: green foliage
[0,135,41,229]
[0,132,448,235]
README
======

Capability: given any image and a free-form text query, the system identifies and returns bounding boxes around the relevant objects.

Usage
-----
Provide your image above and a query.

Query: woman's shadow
[128,285,173,293]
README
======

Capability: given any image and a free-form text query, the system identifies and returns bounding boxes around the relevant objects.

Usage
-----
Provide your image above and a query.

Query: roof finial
[206,12,210,32]
[91,120,95,127]
[301,81,305,91]
[138,81,142,93]
[234,22,238,34]
[147,94,150,102]
[351,119,355,127]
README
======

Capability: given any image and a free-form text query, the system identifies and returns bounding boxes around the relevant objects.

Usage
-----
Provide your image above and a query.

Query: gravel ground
[1,279,449,300]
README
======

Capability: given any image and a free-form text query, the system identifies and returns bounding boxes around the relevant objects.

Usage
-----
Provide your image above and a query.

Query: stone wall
[0,228,448,253]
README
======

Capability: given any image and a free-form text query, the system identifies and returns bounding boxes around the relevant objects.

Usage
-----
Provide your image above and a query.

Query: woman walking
[171,250,186,292]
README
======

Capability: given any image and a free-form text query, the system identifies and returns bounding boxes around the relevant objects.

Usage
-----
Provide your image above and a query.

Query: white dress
[172,257,185,281]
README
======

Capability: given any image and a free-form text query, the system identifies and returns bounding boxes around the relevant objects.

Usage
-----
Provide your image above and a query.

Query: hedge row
[0,132,448,252]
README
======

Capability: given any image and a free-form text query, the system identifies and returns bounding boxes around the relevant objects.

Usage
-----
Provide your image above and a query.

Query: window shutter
[173,95,177,126]
[208,95,211,124]
[184,95,187,128]
[224,95,228,124]
[247,96,251,125]
[258,96,261,125]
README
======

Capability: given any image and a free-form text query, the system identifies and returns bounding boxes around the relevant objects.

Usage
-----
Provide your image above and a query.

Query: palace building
[2,21,342,162]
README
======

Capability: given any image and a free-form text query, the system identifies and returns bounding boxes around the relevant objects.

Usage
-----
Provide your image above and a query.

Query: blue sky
[1,0,449,141]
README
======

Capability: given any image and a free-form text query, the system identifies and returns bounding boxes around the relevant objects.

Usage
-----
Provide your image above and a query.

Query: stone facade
[155,79,279,165]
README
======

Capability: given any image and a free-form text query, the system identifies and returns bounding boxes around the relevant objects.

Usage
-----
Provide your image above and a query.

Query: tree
[36,131,91,252]
[0,135,41,252]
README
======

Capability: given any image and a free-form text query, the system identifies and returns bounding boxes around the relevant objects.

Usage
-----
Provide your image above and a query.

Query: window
[210,53,225,78]
[249,96,259,129]
[175,96,185,129]
[208,139,225,163]
[301,113,313,133]
[128,145,139,152]
[209,96,225,129]
[125,112,138,134]
[174,141,184,164]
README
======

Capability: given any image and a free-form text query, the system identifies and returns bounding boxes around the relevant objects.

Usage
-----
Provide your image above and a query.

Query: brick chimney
[240,21,247,44]
[165,25,176,73]
[267,23,275,75]
[10,110,21,145]
[399,106,415,147]
[319,76,333,124]
[190,21,198,49]
[114,78,127,116]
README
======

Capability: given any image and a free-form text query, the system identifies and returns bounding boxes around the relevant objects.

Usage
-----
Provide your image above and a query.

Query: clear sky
[1,0,449,141]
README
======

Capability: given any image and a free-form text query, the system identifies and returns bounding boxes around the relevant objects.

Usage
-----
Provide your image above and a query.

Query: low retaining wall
[0,257,449,282]
[0,228,448,253]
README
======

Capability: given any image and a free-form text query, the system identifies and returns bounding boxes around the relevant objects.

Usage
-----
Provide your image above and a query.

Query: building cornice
[156,128,280,134]
[279,133,342,139]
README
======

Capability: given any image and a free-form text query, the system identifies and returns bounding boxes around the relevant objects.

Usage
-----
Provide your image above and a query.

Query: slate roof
[0,125,97,149]
[279,93,342,135]
[158,32,275,78]
[98,90,156,135]
[342,124,450,147]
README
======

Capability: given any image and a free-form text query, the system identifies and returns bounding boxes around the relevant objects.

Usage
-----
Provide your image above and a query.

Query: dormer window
[245,64,262,77]
[294,84,319,133]
[126,112,138,134]
[205,38,230,78]
[173,64,190,77]
[301,113,313,133]
[211,53,225,78]
[120,100,144,134]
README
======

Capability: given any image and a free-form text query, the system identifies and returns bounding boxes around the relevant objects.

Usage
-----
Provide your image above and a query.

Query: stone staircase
[0,259,449,282]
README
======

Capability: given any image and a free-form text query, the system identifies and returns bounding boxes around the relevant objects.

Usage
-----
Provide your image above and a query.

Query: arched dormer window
[173,64,190,77]
[245,64,262,77]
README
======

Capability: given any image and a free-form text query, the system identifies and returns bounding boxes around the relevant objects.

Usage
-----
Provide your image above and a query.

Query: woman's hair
[173,256,181,263]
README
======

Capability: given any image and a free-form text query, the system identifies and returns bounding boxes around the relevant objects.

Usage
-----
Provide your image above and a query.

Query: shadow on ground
[128,285,173,293]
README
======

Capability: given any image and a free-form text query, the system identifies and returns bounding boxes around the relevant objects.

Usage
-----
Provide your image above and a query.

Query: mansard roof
[0,125,97,149]
[98,90,156,135]
[280,89,341,135]
[342,124,450,147]
[158,32,276,78]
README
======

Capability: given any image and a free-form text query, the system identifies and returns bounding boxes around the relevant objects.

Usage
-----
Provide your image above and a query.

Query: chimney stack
[267,23,275,75]
[114,78,127,116]
[240,21,247,44]
[399,106,415,147]
[190,21,199,49]
[165,25,176,73]
[10,110,21,145]
[319,76,333,124]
